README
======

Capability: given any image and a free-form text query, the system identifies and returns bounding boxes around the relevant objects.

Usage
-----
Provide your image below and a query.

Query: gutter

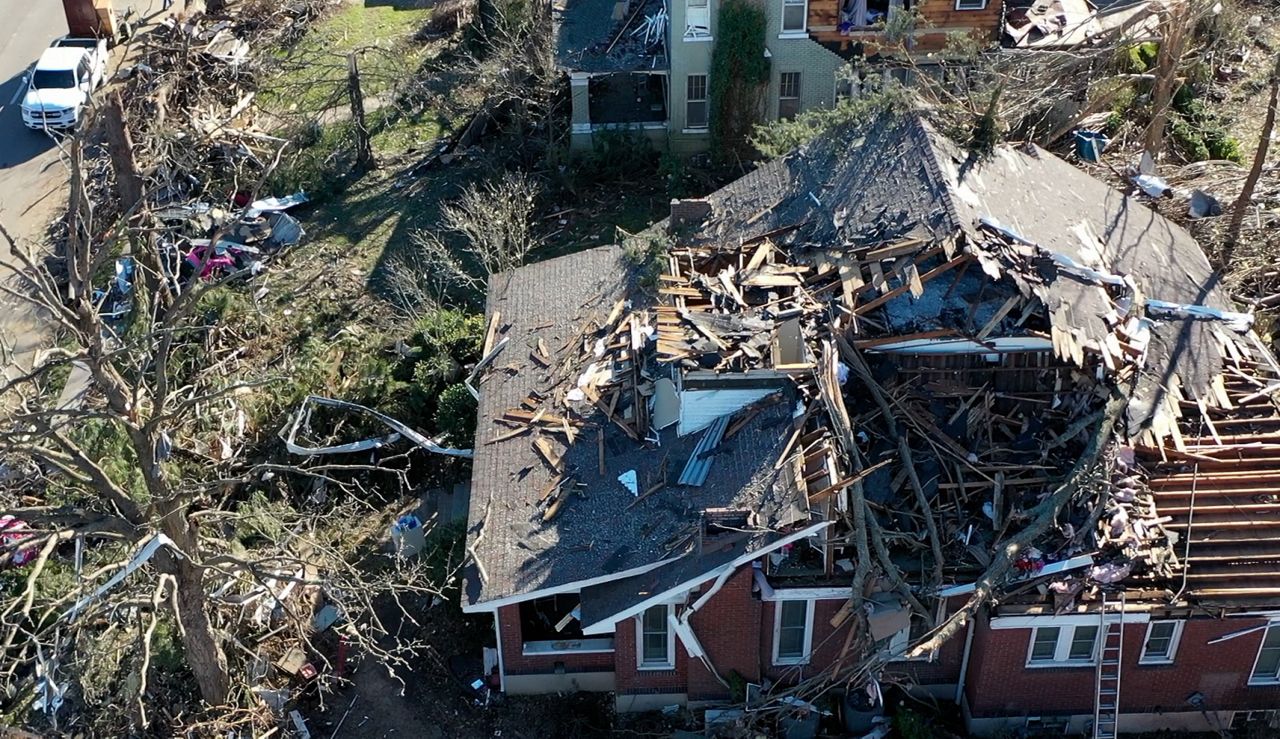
[581,520,833,635]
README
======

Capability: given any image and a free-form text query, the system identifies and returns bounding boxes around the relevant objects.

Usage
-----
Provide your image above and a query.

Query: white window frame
[1249,621,1280,686]
[778,71,801,120]
[954,0,987,9]
[780,0,807,36]
[636,604,675,670]
[1139,621,1184,665]
[1026,625,1098,668]
[772,598,815,666]
[685,74,709,131]
[685,0,712,40]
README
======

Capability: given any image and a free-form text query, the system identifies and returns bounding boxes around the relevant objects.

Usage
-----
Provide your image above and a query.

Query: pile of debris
[80,4,337,312]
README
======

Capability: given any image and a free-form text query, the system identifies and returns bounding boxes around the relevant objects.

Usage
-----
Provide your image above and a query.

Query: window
[954,0,986,8]
[638,604,674,669]
[1027,625,1098,667]
[778,72,801,120]
[686,75,708,130]
[1140,621,1183,664]
[773,599,814,665]
[883,612,935,662]
[1250,623,1280,685]
[1069,625,1099,661]
[781,0,807,33]
[686,0,711,38]
[32,69,75,90]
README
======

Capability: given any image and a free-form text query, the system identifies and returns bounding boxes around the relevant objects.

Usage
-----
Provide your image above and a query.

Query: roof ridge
[906,113,964,237]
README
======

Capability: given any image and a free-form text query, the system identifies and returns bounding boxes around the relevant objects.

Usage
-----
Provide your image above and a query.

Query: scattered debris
[284,395,473,459]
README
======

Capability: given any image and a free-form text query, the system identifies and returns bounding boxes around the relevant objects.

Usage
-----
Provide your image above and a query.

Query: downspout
[954,616,976,707]
[493,614,506,693]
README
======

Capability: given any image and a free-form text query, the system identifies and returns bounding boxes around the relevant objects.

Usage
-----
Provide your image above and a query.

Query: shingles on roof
[692,113,1233,435]
[464,249,802,607]
[690,112,958,248]
[577,532,760,629]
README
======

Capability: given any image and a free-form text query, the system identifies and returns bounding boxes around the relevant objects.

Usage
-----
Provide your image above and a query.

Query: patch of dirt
[304,598,617,739]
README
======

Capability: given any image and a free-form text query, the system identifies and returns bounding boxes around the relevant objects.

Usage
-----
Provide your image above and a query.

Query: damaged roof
[553,0,666,72]
[464,111,1277,621]
[691,113,1240,437]
[464,249,804,607]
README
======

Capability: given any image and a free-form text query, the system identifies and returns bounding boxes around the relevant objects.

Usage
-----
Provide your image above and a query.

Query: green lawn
[260,0,438,117]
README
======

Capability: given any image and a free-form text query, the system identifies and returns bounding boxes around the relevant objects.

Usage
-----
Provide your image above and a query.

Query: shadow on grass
[364,0,440,9]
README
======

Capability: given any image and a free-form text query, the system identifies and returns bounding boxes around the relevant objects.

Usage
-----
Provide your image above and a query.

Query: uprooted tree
[0,124,462,736]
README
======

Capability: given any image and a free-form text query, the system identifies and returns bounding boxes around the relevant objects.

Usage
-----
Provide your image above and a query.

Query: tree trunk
[1143,6,1189,161]
[169,559,230,705]
[348,53,375,172]
[155,498,231,707]
[104,92,171,306]
[1225,52,1280,254]
[104,93,144,211]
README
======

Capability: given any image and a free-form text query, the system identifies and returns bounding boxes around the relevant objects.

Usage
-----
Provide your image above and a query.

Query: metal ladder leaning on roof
[1094,591,1125,739]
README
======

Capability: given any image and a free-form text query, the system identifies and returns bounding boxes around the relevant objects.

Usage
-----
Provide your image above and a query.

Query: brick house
[461,113,1280,734]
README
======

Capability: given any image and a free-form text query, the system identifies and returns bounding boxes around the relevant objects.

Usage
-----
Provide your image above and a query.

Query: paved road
[0,0,159,383]
[0,0,71,379]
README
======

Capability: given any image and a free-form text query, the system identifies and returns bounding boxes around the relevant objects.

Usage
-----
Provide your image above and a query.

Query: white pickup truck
[20,36,108,132]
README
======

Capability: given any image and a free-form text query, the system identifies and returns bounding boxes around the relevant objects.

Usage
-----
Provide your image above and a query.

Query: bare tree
[457,0,560,152]
[0,125,461,739]
[1226,51,1280,253]
[1142,4,1194,161]
[392,170,543,311]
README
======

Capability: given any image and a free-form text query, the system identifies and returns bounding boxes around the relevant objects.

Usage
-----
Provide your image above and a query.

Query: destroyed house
[1003,0,1167,50]
[806,0,1002,56]
[462,112,1280,735]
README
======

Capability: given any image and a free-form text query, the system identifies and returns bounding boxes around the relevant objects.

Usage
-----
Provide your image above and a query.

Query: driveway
[0,0,161,384]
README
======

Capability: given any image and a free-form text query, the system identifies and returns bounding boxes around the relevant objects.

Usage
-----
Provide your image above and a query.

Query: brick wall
[688,567,764,699]
[965,616,1280,717]
[496,604,616,676]
[614,611,690,695]
[760,597,852,683]
[763,0,845,121]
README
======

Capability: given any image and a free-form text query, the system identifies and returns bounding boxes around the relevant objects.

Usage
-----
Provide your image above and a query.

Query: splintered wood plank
[487,425,532,444]
[482,310,502,356]
[854,255,970,316]
[976,296,1020,340]
[503,409,585,427]
[746,240,773,272]
[838,260,864,311]
[868,260,887,294]
[604,299,626,329]
[864,237,927,262]
[539,475,564,501]
[904,262,924,299]
[533,436,564,471]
